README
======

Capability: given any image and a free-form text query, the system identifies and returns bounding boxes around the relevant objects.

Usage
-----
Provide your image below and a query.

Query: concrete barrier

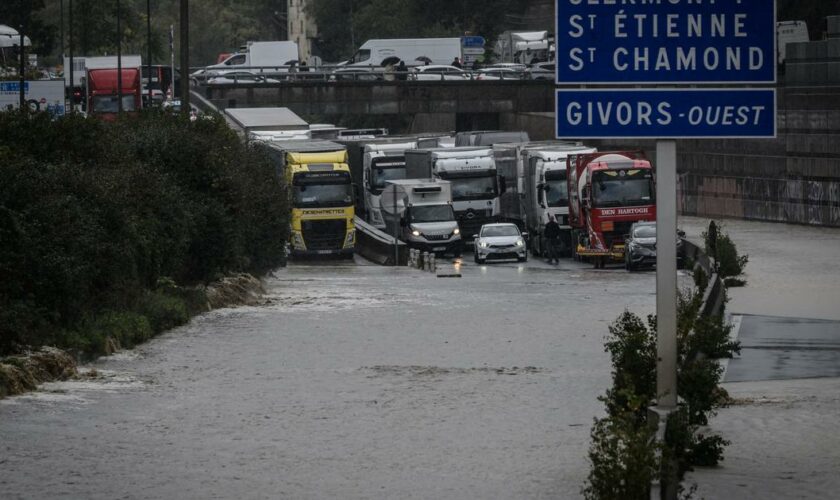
[354,216,407,266]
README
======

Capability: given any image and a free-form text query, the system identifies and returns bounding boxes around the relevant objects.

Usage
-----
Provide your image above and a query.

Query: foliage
[583,286,741,498]
[0,109,288,356]
[702,221,749,281]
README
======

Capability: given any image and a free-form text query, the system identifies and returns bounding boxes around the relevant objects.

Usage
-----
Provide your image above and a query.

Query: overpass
[196,80,555,131]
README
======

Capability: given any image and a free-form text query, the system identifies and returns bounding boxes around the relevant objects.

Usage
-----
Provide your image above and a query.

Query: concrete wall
[507,87,840,227]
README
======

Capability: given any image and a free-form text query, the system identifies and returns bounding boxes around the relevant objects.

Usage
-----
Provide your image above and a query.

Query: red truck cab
[86,68,142,120]
[567,151,656,267]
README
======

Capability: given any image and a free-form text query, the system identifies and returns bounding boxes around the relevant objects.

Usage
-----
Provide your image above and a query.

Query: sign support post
[655,140,678,408]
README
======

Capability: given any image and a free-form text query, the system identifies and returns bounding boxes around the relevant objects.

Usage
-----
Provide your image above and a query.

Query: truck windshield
[543,171,568,207]
[92,95,137,113]
[410,205,455,223]
[370,159,407,192]
[592,170,653,208]
[445,175,498,201]
[293,172,353,208]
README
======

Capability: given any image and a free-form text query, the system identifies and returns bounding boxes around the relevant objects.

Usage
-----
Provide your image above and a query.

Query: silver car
[473,223,528,264]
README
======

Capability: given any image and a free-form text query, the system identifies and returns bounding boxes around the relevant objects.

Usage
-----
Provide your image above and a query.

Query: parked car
[524,61,555,80]
[473,223,528,264]
[330,67,383,82]
[624,222,686,271]
[205,71,280,85]
[410,65,470,81]
[475,67,524,80]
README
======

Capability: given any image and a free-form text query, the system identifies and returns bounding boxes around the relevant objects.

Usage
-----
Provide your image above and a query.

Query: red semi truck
[567,151,656,268]
[86,68,142,120]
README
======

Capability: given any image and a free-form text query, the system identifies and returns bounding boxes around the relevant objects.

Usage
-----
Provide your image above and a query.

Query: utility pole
[68,0,74,113]
[19,26,25,110]
[179,0,190,115]
[117,0,123,114]
[147,0,152,107]
[60,0,65,60]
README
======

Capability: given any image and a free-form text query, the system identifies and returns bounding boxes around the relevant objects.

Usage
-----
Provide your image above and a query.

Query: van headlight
[412,230,421,237]
[453,228,460,235]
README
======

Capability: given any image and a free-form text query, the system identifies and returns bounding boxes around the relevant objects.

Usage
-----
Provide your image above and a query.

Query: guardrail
[354,216,407,266]
[189,64,551,85]
[650,236,725,500]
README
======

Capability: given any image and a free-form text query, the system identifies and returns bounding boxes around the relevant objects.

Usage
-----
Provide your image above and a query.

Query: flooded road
[1,256,661,499]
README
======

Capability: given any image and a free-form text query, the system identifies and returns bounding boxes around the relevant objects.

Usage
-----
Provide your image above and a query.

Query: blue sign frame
[555,0,777,84]
[556,88,777,139]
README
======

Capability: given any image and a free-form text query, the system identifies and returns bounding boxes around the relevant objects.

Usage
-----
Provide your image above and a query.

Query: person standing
[451,57,462,69]
[395,60,408,81]
[544,215,561,265]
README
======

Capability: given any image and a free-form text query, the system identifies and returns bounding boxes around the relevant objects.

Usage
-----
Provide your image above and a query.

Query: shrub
[702,221,749,281]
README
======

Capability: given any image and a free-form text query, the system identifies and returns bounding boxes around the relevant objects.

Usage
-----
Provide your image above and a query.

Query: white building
[287,0,318,63]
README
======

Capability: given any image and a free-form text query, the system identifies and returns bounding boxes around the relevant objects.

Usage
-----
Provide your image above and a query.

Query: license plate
[433,246,446,251]
[316,250,333,255]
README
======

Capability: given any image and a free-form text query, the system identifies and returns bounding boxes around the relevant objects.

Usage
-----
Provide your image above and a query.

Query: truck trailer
[259,140,356,258]
[381,179,462,257]
[405,147,503,245]
[567,151,656,268]
[225,107,311,143]
[493,142,596,256]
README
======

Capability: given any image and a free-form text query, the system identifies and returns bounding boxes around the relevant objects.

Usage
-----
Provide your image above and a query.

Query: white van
[206,41,300,75]
[345,38,461,67]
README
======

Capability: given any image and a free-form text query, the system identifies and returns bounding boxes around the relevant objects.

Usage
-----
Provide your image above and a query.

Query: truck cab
[363,141,417,229]
[567,151,656,267]
[262,140,356,258]
[86,68,142,120]
[382,179,462,257]
[405,147,504,245]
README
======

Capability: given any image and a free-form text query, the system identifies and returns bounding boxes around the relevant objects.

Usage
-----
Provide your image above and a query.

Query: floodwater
[1,255,663,499]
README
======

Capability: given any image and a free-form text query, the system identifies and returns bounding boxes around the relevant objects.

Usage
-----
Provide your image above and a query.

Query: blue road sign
[461,36,486,48]
[555,0,776,84]
[556,89,776,138]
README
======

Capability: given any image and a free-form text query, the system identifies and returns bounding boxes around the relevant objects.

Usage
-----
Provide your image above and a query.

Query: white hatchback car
[410,65,470,81]
[473,223,528,264]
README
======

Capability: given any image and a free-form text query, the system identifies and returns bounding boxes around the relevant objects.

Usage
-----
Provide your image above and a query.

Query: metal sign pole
[393,188,399,266]
[655,140,678,408]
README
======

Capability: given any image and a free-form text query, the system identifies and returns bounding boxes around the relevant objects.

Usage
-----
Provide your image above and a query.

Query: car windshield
[350,49,370,63]
[633,226,657,238]
[292,173,353,208]
[410,205,454,223]
[482,225,519,237]
[592,170,653,208]
[447,175,498,201]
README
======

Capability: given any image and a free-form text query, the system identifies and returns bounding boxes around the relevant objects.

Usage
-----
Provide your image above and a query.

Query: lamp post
[68,0,74,113]
[19,25,25,110]
[179,0,189,115]
[147,0,152,106]
[116,0,123,114]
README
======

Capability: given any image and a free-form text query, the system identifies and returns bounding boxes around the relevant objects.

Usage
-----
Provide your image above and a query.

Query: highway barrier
[354,217,407,266]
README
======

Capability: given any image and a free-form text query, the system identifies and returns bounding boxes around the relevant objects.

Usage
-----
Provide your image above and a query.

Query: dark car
[625,222,685,271]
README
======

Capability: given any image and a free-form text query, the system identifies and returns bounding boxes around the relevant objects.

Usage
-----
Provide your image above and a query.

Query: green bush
[136,290,190,334]
[0,109,288,356]
[703,221,749,280]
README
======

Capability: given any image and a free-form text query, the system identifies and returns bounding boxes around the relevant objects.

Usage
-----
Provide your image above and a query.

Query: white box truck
[493,142,596,257]
[381,179,462,257]
[344,38,461,67]
[405,147,503,245]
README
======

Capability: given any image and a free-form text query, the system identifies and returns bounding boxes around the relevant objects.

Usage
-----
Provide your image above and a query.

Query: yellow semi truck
[263,140,356,258]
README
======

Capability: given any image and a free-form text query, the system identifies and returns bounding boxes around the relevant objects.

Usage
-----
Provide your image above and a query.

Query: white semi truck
[340,137,419,229]
[405,147,503,245]
[494,142,596,257]
[381,179,462,257]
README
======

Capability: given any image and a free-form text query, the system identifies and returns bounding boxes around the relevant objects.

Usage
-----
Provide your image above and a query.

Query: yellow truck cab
[263,140,355,257]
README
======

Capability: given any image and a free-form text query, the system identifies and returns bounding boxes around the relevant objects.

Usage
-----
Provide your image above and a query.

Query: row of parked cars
[194,62,556,85]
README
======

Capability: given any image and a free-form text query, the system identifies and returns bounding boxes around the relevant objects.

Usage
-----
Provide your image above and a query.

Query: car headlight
[478,240,489,248]
[453,228,460,235]
[412,230,421,237]
[515,238,524,247]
